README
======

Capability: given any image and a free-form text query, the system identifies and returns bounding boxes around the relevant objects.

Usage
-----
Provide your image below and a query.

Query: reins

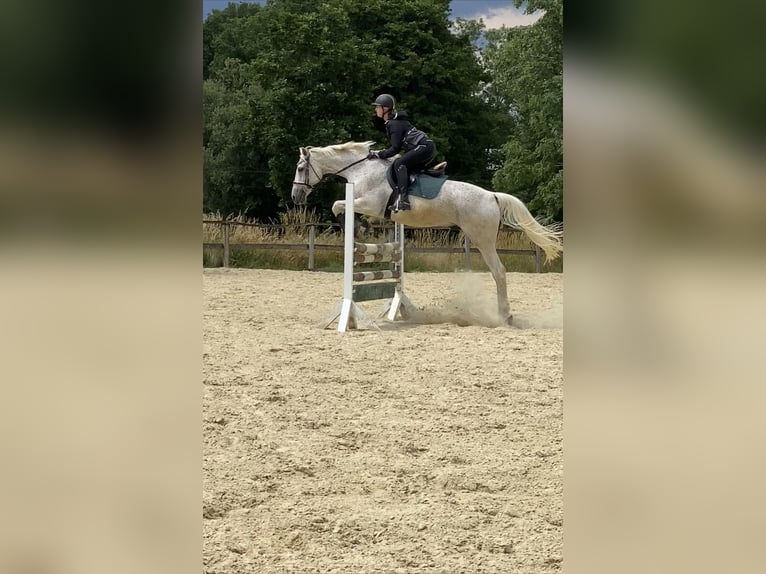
[333,156,368,176]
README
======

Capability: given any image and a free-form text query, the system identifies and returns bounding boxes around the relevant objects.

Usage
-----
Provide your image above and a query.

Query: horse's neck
[319,152,358,174]
[342,159,387,189]
[317,152,382,186]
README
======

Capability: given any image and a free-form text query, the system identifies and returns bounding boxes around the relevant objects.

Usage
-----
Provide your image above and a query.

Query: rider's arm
[378,121,405,159]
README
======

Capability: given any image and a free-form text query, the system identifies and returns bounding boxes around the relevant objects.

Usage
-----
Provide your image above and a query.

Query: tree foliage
[203,0,563,223]
[481,0,563,221]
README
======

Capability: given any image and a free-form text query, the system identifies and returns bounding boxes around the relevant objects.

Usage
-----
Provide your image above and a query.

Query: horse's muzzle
[291,185,307,205]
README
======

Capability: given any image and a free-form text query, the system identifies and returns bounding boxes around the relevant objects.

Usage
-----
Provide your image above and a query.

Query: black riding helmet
[372,94,396,109]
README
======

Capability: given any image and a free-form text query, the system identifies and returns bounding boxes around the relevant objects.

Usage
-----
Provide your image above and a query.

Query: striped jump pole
[321,183,413,332]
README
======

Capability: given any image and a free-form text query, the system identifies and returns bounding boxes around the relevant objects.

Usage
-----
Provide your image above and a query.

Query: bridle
[292,151,370,191]
[291,153,323,191]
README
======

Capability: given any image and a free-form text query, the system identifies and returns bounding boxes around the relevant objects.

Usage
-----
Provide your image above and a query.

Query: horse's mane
[311,141,375,160]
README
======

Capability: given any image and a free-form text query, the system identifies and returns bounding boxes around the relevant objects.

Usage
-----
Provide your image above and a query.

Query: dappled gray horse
[291,141,562,324]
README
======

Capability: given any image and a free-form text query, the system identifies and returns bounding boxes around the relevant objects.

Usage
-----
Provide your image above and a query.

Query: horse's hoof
[505,314,513,326]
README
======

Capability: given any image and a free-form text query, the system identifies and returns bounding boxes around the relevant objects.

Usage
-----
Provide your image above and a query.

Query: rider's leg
[393,162,410,211]
[392,144,437,211]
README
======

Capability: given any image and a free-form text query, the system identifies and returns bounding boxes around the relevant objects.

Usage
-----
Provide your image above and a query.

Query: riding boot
[393,165,411,212]
[394,189,411,211]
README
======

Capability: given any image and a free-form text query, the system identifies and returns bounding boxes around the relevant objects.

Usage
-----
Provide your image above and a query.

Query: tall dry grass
[203,213,562,272]
[404,227,559,273]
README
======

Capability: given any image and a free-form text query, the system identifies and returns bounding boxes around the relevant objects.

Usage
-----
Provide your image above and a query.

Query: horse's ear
[299,147,306,157]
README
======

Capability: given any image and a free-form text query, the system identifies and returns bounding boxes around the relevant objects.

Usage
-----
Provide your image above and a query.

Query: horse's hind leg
[461,218,512,323]
[475,242,512,324]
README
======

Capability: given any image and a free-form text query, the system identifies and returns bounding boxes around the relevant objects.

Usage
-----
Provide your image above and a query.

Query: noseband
[292,153,370,191]
[291,154,323,191]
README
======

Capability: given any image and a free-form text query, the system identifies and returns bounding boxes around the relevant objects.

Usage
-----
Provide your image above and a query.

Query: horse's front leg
[332,200,353,233]
[331,200,346,218]
[332,196,385,220]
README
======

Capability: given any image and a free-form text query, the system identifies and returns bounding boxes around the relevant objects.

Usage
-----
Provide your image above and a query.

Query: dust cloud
[405,272,563,329]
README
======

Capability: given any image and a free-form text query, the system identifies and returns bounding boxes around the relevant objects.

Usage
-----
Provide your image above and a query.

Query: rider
[367,94,436,212]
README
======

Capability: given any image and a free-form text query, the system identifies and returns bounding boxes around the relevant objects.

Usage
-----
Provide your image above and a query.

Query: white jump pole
[385,219,407,321]
[324,183,376,332]
[337,183,357,331]
[320,182,413,331]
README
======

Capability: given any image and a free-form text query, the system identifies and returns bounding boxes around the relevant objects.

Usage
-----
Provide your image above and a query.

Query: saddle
[384,162,449,218]
[386,162,447,191]
[418,161,447,179]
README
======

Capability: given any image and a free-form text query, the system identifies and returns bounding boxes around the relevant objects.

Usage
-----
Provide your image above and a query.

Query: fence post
[222,222,230,268]
[534,245,542,273]
[464,235,471,271]
[308,224,315,271]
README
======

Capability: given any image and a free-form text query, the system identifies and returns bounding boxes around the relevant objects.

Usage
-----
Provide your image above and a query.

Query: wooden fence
[202,220,545,272]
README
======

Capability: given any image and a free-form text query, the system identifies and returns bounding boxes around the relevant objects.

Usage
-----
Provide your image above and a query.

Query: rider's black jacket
[374,111,429,159]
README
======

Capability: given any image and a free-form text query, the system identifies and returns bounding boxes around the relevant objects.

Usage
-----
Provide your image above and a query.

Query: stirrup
[393,196,410,212]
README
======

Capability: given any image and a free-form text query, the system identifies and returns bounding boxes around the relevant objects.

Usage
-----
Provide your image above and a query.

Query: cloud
[475,6,544,29]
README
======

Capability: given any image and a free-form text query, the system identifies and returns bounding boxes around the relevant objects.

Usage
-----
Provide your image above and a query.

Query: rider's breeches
[392,141,436,192]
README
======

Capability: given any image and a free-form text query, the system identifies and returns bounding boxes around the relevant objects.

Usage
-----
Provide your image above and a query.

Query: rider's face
[374,105,386,118]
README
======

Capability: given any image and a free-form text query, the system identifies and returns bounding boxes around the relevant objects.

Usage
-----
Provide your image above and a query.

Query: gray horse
[291,141,562,324]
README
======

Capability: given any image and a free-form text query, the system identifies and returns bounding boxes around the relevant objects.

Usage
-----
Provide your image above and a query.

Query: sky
[201,0,543,28]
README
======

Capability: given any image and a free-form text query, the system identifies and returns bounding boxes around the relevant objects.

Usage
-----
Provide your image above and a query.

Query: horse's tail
[494,193,563,262]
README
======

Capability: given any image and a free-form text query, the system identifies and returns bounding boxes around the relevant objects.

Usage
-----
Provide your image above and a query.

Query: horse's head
[291,141,377,204]
[291,146,323,205]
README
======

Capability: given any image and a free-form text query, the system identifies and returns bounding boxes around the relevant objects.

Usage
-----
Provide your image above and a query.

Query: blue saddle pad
[386,167,449,199]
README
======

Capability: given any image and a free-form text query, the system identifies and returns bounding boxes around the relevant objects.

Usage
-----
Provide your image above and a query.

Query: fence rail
[202,220,545,272]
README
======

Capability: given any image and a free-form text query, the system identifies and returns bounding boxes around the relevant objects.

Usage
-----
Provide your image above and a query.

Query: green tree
[203,2,262,81]
[482,0,563,222]
[204,71,277,217]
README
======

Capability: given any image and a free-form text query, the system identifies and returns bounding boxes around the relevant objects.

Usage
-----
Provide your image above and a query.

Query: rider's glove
[367,151,379,160]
